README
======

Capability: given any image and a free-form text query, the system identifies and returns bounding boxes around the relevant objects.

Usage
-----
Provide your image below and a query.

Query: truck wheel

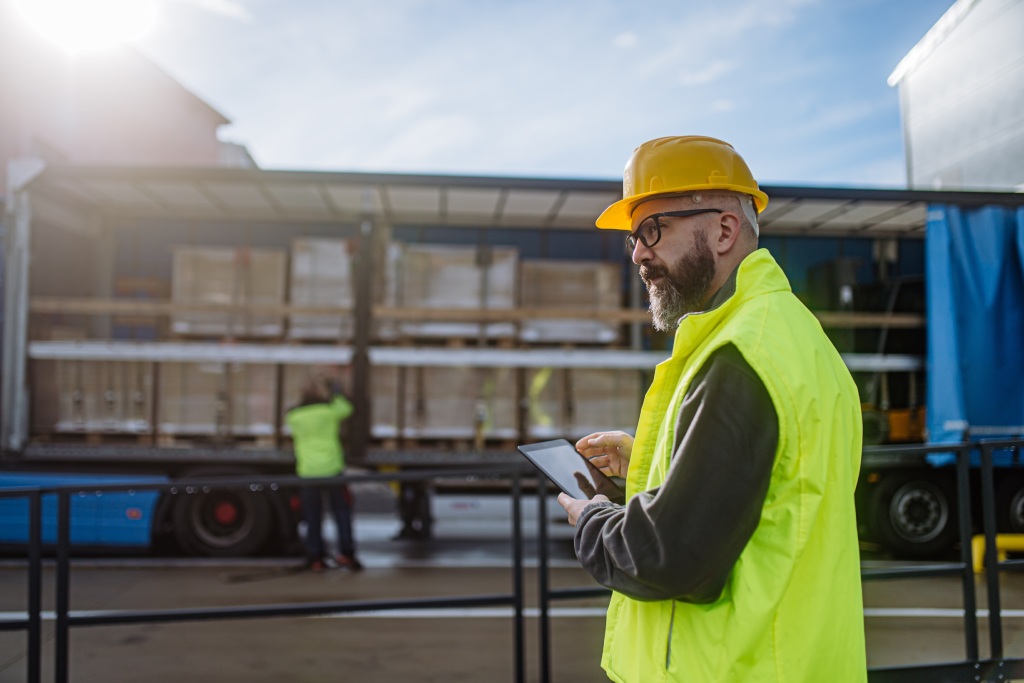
[869,473,957,558]
[996,476,1024,533]
[172,486,273,557]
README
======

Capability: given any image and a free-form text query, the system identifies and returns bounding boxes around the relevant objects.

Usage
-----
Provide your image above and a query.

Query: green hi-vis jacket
[286,396,353,479]
[602,249,866,683]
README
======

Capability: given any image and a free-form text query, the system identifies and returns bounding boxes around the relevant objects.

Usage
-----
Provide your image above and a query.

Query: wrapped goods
[171,247,287,337]
[385,243,518,339]
[525,367,643,440]
[288,238,354,340]
[158,362,277,436]
[519,260,622,343]
[370,365,517,440]
[32,360,152,433]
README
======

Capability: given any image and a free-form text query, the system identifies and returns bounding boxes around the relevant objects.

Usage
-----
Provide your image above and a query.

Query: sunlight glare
[13,0,159,53]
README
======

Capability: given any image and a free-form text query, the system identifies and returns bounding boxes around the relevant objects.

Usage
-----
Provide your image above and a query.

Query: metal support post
[55,491,71,683]
[1,183,32,452]
[980,444,1003,661]
[350,211,374,463]
[537,478,551,683]
[955,446,979,662]
[28,491,42,683]
[511,470,524,683]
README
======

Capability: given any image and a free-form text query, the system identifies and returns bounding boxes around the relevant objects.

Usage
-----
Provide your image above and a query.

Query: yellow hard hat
[596,135,769,230]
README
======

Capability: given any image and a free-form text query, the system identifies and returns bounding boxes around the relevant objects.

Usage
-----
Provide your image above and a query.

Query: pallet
[372,436,519,452]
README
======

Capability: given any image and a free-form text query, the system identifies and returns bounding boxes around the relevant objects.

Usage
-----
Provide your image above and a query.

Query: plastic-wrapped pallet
[519,260,622,343]
[569,368,644,437]
[32,360,152,434]
[171,247,287,337]
[370,365,517,440]
[158,362,277,436]
[525,367,643,440]
[385,243,519,339]
[368,365,401,439]
[288,238,354,340]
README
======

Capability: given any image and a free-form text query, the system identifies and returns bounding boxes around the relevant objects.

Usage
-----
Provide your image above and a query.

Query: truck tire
[869,472,957,558]
[171,475,274,557]
[996,475,1024,533]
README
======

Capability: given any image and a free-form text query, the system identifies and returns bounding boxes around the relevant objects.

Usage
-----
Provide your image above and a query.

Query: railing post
[28,491,42,683]
[537,477,551,683]
[955,445,979,663]
[55,491,71,683]
[511,469,525,683]
[979,443,1003,661]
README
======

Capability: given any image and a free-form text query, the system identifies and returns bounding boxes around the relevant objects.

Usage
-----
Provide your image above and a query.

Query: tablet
[517,439,625,504]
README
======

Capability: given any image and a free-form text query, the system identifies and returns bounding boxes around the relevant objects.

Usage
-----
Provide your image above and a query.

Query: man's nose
[631,239,652,265]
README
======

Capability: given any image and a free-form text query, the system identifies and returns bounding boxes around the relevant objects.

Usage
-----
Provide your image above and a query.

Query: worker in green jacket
[558,136,866,682]
[286,371,362,572]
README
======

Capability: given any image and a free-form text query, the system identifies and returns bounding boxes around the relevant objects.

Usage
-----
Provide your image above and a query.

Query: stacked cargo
[29,238,642,448]
[288,238,354,340]
[31,360,152,434]
[519,259,622,343]
[385,243,518,339]
[369,365,517,441]
[158,362,277,437]
[525,367,643,440]
[170,247,287,337]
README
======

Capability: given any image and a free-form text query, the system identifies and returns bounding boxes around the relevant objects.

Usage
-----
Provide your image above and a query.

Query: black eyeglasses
[626,209,723,251]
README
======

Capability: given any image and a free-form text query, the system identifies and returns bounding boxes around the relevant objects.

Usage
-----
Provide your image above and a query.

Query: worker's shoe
[335,554,364,572]
[307,559,326,573]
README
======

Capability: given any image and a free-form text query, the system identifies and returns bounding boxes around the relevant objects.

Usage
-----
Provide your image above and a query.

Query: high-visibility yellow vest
[286,396,353,478]
[602,249,866,683]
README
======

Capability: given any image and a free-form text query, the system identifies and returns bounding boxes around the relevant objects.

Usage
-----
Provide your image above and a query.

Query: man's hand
[575,431,634,480]
[558,493,609,527]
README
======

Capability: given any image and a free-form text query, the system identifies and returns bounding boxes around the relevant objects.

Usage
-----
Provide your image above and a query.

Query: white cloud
[613,31,637,48]
[711,99,735,113]
[171,0,252,22]
[679,60,736,86]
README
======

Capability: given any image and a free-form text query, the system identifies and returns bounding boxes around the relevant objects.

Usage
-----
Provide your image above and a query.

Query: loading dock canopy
[22,164,1023,238]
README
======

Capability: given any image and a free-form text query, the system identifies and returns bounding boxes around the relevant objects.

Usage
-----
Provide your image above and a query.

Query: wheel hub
[214,500,239,526]
[891,483,947,543]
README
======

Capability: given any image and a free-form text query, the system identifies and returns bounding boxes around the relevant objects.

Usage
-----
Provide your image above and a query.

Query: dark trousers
[301,485,355,561]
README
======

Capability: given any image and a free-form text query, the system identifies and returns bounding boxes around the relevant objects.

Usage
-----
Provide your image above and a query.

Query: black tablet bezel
[517,438,625,504]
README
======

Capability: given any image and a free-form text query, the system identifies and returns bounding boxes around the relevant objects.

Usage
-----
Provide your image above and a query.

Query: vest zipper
[665,602,676,669]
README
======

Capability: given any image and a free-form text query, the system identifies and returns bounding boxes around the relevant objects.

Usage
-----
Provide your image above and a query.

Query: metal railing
[0,466,530,683]
[3,441,1024,682]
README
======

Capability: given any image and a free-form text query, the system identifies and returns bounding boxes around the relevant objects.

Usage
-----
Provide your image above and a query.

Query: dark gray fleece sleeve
[572,344,778,603]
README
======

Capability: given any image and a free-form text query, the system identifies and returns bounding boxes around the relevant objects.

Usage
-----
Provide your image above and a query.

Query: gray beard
[641,230,716,332]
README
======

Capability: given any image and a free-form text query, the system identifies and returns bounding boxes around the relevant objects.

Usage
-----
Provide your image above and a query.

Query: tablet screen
[517,439,625,504]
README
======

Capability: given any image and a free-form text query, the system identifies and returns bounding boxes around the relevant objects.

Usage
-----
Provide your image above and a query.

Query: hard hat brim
[595,185,769,231]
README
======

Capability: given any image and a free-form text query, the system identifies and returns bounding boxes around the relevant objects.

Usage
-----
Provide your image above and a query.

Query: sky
[57,0,963,187]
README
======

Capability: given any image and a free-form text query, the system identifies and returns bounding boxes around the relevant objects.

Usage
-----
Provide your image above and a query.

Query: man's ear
[714,211,742,255]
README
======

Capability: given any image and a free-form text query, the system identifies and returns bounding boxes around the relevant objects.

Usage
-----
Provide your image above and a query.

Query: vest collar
[670,248,791,355]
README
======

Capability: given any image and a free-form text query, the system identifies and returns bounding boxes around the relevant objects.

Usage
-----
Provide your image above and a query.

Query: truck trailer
[2,160,1022,558]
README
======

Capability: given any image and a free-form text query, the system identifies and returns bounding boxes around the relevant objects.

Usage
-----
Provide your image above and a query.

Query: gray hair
[691,192,759,237]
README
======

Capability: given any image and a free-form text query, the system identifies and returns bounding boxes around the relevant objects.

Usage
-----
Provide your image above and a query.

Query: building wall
[893,0,1024,190]
[0,2,233,193]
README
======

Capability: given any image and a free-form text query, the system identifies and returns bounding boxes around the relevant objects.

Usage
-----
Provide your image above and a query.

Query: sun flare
[12,0,159,53]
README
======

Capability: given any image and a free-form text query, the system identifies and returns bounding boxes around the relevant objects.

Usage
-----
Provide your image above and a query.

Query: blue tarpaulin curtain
[926,204,1024,443]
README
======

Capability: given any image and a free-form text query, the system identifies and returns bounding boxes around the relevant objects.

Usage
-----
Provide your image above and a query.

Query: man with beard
[557,136,866,682]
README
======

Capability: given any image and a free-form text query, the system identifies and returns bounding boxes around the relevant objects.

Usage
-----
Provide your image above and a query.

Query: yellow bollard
[971,534,1024,573]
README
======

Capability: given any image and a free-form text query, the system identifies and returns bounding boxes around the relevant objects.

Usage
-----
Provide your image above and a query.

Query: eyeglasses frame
[626,208,724,251]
